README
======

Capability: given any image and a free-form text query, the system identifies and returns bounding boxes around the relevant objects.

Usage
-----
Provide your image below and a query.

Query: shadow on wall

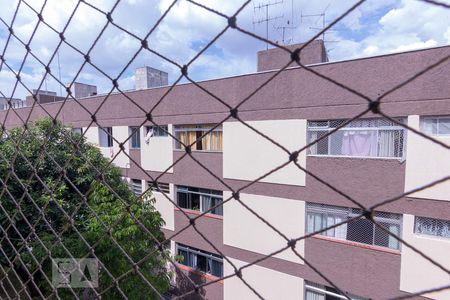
[173,268,206,300]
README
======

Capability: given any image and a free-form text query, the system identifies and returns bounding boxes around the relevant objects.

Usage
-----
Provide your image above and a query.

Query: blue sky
[0,0,449,99]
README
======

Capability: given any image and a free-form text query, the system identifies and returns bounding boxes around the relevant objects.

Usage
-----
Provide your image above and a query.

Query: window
[145,125,168,137]
[421,117,450,136]
[174,125,222,151]
[307,119,405,158]
[306,203,401,250]
[129,127,141,148]
[148,181,170,194]
[131,179,142,196]
[305,281,367,300]
[72,128,83,135]
[176,185,223,215]
[415,217,450,239]
[99,127,113,147]
[177,244,223,277]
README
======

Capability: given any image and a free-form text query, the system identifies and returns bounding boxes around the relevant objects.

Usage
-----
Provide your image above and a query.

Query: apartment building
[1,41,449,299]
[0,97,25,110]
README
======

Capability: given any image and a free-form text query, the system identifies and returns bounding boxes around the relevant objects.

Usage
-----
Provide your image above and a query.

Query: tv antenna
[274,0,296,45]
[300,3,337,43]
[253,1,283,49]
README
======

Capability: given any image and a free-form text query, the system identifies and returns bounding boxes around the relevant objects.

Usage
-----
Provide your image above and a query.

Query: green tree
[0,118,170,299]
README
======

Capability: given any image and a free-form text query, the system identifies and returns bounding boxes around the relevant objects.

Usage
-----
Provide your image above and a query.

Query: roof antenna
[300,3,338,43]
[274,0,296,45]
[253,1,283,50]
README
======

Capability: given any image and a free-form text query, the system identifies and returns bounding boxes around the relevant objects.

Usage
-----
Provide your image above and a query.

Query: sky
[0,0,449,100]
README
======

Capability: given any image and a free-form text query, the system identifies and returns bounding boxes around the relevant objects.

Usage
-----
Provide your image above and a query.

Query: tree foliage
[0,118,170,299]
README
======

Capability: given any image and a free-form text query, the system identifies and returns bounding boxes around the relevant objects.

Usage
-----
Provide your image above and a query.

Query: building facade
[1,42,449,300]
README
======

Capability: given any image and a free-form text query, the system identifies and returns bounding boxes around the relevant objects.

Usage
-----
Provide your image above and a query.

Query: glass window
[72,128,83,135]
[99,127,113,147]
[421,117,450,136]
[177,244,223,277]
[130,127,141,148]
[176,185,223,216]
[174,125,222,151]
[148,181,170,194]
[145,125,168,137]
[307,119,405,159]
[415,217,450,239]
[306,203,401,250]
[305,281,368,300]
[131,179,142,196]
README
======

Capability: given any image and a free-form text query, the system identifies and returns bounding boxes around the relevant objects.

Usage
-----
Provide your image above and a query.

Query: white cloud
[0,0,449,101]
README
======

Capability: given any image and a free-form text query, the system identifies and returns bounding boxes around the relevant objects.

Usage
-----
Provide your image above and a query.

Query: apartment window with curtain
[306,203,401,250]
[99,127,113,147]
[145,125,169,137]
[174,125,222,151]
[421,117,450,136]
[415,217,450,239]
[129,126,141,148]
[307,118,405,159]
[177,243,223,277]
[176,185,223,216]
[305,281,367,300]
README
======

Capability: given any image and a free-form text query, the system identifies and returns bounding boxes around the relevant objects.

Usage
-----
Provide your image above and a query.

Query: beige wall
[144,181,175,231]
[83,126,130,169]
[404,115,450,201]
[83,126,98,146]
[140,125,173,173]
[400,214,450,299]
[223,191,304,264]
[224,257,304,300]
[223,119,306,186]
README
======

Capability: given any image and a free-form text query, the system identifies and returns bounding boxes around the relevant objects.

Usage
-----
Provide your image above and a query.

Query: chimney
[70,82,98,98]
[135,66,168,90]
[257,40,328,72]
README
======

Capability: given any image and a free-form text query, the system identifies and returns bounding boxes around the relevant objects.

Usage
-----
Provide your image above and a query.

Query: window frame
[72,127,83,135]
[176,185,223,216]
[148,181,170,194]
[99,127,113,148]
[173,124,223,152]
[421,116,450,136]
[176,243,223,278]
[145,125,169,137]
[307,118,406,160]
[129,126,141,149]
[131,179,142,196]
[304,281,367,300]
[414,216,450,239]
[306,203,402,250]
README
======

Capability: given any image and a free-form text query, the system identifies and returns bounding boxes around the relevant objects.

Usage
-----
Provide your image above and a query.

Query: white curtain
[439,119,450,134]
[326,216,335,237]
[378,130,397,157]
[307,214,315,233]
[341,130,377,156]
[421,118,436,135]
[191,253,197,269]
[388,225,400,249]
[201,195,212,213]
[335,217,348,240]
[144,127,154,144]
[305,290,325,300]
[314,214,323,232]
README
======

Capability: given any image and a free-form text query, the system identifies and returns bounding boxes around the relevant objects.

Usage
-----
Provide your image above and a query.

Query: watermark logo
[52,258,98,288]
